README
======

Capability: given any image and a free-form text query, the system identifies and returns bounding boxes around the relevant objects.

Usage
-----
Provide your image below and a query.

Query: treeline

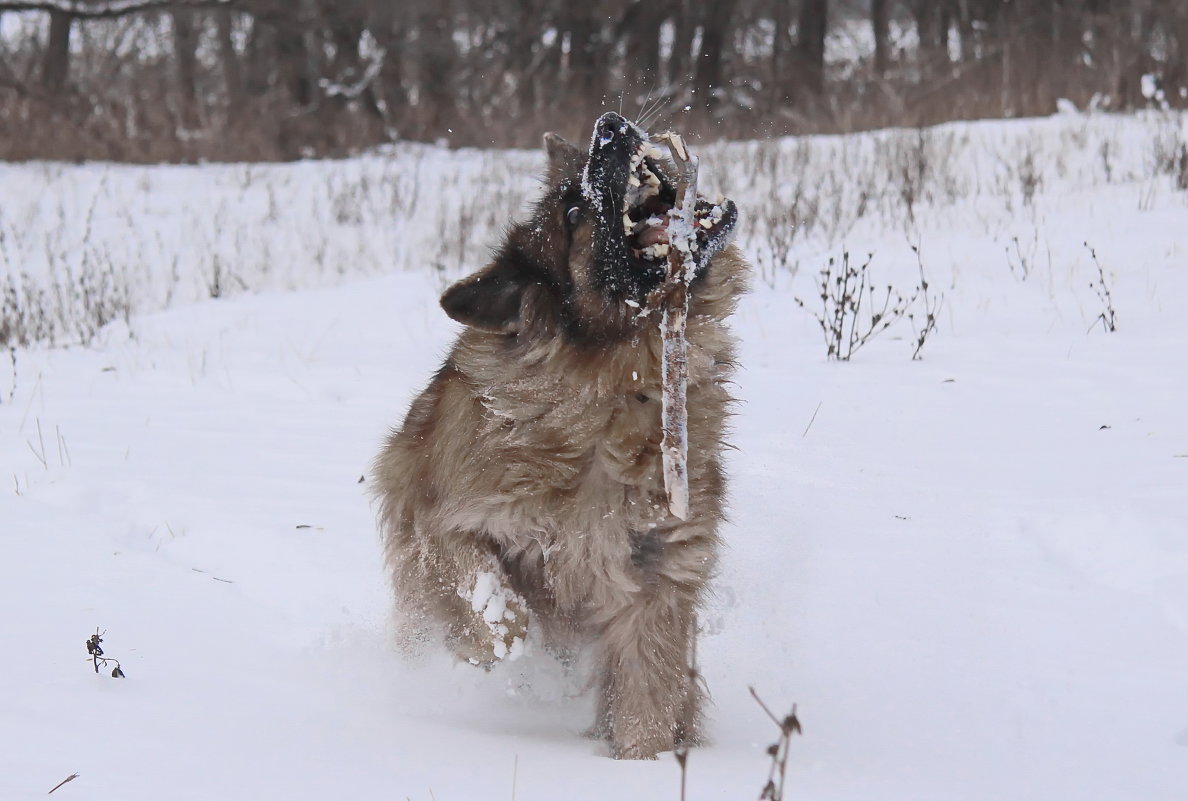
[0,0,1185,162]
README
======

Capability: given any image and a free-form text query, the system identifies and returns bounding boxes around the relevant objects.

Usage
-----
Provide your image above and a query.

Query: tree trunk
[323,0,364,92]
[365,1,403,132]
[173,9,200,128]
[624,0,665,86]
[275,9,314,108]
[42,9,73,94]
[999,0,1013,115]
[215,9,242,116]
[953,0,973,61]
[872,0,889,77]
[692,0,736,112]
[912,0,946,63]
[771,0,794,102]
[242,12,272,98]
[667,0,695,88]
[416,0,453,136]
[513,0,540,118]
[567,2,604,105]
[797,0,827,95]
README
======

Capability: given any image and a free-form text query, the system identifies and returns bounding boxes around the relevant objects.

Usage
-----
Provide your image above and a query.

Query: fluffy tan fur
[373,132,748,759]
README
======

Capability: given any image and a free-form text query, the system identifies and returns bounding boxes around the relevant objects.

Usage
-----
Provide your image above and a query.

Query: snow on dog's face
[582,113,737,293]
[440,113,737,344]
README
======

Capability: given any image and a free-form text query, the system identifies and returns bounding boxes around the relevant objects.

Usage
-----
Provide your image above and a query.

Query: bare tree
[41,8,72,92]
[872,0,889,77]
[798,0,828,96]
[172,7,200,127]
[770,0,794,103]
[693,0,737,112]
[214,8,241,115]
[1,0,1187,160]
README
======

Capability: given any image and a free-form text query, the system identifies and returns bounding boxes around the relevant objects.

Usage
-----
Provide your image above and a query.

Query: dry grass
[1,111,1183,349]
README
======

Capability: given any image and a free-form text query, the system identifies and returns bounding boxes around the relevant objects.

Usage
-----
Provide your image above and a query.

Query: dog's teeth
[623,213,634,234]
[628,174,641,187]
[654,243,670,256]
[699,218,714,229]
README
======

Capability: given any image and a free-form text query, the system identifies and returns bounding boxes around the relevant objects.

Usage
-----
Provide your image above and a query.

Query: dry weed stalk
[1084,242,1117,333]
[795,251,909,361]
[47,773,79,795]
[86,629,126,678]
[750,687,802,801]
[909,245,944,360]
[674,744,689,801]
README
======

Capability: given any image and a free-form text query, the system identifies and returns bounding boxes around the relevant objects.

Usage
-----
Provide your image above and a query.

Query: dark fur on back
[373,113,748,759]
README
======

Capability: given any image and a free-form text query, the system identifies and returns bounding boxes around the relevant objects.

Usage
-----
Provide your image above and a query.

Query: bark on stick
[656,132,699,520]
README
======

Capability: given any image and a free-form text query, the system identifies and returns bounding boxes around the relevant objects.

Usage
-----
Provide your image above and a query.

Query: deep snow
[2,113,1187,800]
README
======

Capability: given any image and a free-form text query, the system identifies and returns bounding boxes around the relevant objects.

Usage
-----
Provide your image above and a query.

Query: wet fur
[373,125,748,759]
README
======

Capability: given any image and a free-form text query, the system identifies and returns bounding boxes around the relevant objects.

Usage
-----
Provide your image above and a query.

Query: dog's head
[441,113,737,344]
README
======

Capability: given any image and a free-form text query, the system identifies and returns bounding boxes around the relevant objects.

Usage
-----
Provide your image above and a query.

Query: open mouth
[620,141,733,265]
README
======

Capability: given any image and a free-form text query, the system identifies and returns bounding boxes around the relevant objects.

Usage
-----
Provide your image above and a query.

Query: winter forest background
[0,0,1186,160]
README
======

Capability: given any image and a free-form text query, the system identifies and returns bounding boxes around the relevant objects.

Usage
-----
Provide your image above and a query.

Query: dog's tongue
[637,224,670,248]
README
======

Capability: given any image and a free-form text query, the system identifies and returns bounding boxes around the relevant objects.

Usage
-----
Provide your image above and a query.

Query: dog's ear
[440,256,537,334]
[543,132,581,174]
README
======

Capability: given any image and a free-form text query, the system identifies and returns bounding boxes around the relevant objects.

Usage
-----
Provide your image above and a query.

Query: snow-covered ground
[2,112,1187,800]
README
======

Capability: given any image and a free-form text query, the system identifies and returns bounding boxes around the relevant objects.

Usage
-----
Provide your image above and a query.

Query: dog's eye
[565,206,581,227]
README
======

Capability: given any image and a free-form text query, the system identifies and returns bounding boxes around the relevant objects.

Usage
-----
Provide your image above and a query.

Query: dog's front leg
[598,583,701,759]
[404,530,529,668]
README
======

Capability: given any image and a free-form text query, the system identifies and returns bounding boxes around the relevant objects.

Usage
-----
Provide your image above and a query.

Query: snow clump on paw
[460,572,527,663]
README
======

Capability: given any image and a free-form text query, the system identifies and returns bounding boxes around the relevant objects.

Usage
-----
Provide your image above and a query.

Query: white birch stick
[656,132,699,521]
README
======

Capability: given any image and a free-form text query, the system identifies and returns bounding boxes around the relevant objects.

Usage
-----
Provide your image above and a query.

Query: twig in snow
[47,773,79,795]
[54,424,72,468]
[26,418,47,469]
[801,402,823,439]
[191,568,234,584]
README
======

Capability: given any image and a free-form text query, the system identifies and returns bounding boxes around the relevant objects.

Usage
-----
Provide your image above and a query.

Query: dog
[373,112,747,759]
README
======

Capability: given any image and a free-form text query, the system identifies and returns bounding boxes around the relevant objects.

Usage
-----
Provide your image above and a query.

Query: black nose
[595,112,626,145]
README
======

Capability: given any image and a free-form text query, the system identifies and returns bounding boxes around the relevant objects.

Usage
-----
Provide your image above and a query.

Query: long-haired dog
[373,113,747,759]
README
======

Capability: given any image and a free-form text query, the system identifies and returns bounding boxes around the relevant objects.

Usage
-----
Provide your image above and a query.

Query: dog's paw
[611,739,664,760]
[454,571,528,667]
[608,719,678,759]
